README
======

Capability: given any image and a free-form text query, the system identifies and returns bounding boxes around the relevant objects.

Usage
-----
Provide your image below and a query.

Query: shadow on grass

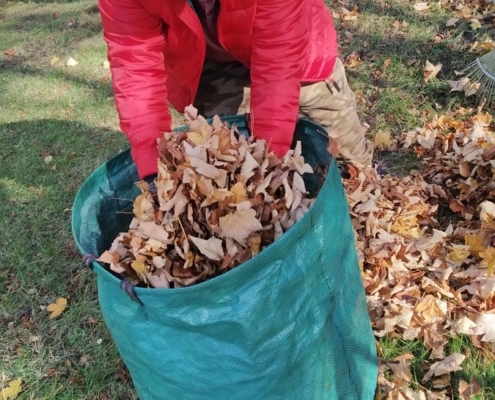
[0,57,114,98]
[0,2,104,62]
[0,119,125,191]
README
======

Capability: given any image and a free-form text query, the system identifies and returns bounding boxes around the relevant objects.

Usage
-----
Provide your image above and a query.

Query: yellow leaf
[373,131,393,150]
[187,130,211,146]
[0,378,22,399]
[465,234,486,254]
[345,51,362,68]
[480,247,495,277]
[415,296,445,323]
[46,298,67,319]
[131,260,148,275]
[449,247,470,262]
[230,182,248,203]
[471,41,495,54]
[470,19,482,30]
[49,56,60,65]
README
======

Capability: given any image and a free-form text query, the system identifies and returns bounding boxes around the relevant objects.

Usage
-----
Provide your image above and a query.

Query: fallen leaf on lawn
[414,2,430,13]
[44,155,53,163]
[0,378,22,399]
[46,297,67,319]
[424,60,442,83]
[66,57,79,67]
[219,209,263,245]
[449,200,465,213]
[50,56,60,65]
[473,314,495,342]
[471,41,495,54]
[422,353,466,382]
[465,234,485,253]
[388,358,412,387]
[3,48,16,58]
[415,296,447,323]
[470,19,482,30]
[451,316,477,335]
[345,51,362,68]
[448,79,466,92]
[479,247,495,276]
[446,18,459,27]
[464,81,480,97]
[374,131,393,150]
[458,377,481,400]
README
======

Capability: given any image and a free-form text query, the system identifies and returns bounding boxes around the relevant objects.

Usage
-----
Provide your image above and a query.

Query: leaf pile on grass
[345,108,495,398]
[441,0,495,97]
[441,0,495,24]
[97,106,321,288]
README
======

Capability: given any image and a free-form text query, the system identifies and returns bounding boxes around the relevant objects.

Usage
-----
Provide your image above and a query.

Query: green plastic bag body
[72,117,378,400]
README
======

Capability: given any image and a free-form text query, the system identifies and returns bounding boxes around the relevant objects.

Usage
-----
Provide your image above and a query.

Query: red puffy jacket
[98,0,338,179]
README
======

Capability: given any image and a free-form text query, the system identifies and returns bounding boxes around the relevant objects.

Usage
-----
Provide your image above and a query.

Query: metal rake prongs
[461,49,495,107]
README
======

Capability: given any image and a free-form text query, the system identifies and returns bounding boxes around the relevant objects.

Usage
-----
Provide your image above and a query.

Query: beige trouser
[194,58,373,165]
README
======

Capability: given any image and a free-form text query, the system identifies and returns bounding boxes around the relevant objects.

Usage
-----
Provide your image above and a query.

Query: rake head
[461,49,495,108]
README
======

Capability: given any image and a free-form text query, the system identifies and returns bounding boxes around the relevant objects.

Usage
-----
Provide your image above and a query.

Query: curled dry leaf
[97,106,322,289]
[422,353,466,382]
[424,60,442,83]
[458,377,481,400]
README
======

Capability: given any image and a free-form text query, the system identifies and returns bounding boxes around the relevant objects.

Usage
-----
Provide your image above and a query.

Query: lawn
[0,0,494,399]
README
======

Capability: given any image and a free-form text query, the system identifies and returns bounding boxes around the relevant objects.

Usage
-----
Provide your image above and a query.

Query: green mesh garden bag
[71,116,378,400]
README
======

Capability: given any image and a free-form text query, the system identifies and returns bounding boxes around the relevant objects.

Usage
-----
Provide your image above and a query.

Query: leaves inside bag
[97,107,323,288]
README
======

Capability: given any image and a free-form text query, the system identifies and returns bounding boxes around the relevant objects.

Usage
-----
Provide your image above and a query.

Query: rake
[460,49,495,107]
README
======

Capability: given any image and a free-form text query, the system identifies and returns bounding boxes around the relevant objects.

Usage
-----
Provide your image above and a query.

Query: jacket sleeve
[250,0,308,158]
[99,0,170,179]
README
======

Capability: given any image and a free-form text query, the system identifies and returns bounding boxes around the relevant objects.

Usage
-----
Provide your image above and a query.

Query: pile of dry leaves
[441,0,495,97]
[346,108,495,399]
[97,106,319,288]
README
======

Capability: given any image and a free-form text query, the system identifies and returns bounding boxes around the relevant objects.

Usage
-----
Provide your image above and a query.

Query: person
[98,0,373,183]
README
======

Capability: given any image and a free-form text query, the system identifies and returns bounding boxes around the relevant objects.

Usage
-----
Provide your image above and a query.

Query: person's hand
[245,113,292,158]
[268,143,290,158]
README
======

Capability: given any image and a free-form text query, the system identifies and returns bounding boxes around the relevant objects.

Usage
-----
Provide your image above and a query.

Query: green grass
[0,0,494,398]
